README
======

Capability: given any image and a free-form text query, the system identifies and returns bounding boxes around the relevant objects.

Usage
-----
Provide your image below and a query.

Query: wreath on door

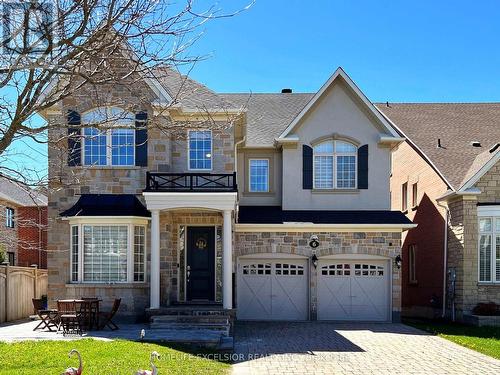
[195,237,208,249]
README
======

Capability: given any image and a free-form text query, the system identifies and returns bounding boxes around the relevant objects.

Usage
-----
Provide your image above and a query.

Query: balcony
[145,172,237,193]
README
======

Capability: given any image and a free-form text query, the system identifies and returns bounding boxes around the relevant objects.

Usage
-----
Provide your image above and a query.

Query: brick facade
[447,161,500,319]
[391,141,448,317]
[17,206,47,268]
[234,231,402,320]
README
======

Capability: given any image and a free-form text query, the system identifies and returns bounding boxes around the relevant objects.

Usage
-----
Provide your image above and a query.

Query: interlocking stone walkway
[232,322,500,375]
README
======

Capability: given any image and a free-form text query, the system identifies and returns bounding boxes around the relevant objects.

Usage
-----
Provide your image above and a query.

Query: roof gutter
[235,223,417,233]
[436,188,481,202]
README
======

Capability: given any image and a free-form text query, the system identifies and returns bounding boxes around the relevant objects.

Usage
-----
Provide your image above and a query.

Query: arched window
[82,107,135,166]
[313,140,357,189]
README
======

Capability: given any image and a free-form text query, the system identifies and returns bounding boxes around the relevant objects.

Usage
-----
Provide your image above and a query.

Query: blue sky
[7,0,500,179]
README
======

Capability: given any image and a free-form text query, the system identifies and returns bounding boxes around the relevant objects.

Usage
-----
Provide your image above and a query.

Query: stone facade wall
[46,65,235,315]
[234,231,402,321]
[448,160,500,319]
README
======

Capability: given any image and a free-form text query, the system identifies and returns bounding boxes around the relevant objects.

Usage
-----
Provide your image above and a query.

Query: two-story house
[384,103,500,322]
[43,66,414,324]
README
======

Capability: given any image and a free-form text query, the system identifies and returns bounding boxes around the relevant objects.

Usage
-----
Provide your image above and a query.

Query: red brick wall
[17,206,47,268]
[391,141,449,317]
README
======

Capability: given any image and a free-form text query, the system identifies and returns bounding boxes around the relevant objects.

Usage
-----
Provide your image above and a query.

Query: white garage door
[237,258,308,320]
[318,260,390,321]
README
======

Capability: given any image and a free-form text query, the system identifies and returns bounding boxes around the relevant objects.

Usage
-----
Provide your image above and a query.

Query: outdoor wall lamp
[395,254,402,269]
[311,254,319,269]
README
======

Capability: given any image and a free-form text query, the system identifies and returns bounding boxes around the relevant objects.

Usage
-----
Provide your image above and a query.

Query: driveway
[232,322,500,375]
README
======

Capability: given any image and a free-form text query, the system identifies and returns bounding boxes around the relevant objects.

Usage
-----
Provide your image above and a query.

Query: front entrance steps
[146,305,234,350]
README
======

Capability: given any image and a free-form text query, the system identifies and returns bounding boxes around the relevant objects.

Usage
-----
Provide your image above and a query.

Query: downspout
[233,136,246,222]
[437,200,450,318]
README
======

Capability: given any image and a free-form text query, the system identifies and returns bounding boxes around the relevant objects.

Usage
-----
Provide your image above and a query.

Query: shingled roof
[153,66,235,111]
[220,93,314,147]
[0,176,47,206]
[375,103,500,190]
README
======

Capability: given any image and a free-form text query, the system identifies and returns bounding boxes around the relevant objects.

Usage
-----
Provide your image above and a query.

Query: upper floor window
[478,217,500,283]
[82,107,135,166]
[249,159,269,192]
[5,207,14,228]
[188,130,212,170]
[401,182,408,211]
[411,182,418,208]
[313,140,357,189]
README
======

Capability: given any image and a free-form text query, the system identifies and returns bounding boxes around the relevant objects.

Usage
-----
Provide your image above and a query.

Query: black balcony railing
[145,172,237,192]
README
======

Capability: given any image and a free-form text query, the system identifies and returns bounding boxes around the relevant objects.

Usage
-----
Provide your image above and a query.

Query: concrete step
[150,322,230,334]
[151,315,229,324]
[139,329,224,348]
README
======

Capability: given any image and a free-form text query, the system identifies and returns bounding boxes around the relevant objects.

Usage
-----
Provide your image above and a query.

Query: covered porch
[143,174,237,311]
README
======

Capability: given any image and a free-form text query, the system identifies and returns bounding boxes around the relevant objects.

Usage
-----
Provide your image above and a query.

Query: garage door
[317,260,390,321]
[237,258,308,320]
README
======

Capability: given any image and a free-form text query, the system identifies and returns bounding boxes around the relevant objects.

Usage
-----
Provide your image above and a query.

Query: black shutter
[302,144,313,189]
[357,144,368,189]
[67,110,81,166]
[135,111,148,167]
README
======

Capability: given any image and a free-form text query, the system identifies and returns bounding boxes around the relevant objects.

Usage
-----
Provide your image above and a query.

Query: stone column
[222,209,233,309]
[150,209,160,309]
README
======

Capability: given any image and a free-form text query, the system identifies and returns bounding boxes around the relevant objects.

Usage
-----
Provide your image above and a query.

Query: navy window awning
[238,206,413,225]
[61,194,151,218]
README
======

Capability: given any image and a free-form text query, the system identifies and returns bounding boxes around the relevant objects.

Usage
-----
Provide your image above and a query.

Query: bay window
[70,220,147,283]
[478,216,500,282]
[313,140,357,189]
[82,107,135,166]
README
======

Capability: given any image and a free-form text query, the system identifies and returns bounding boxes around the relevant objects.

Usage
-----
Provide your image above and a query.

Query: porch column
[150,209,160,309]
[222,209,233,309]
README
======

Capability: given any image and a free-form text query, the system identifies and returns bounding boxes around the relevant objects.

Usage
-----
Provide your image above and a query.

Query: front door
[186,226,215,301]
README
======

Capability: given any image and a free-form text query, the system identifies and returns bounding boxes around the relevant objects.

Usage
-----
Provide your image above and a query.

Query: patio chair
[81,297,100,330]
[98,298,121,331]
[32,298,58,332]
[57,300,84,335]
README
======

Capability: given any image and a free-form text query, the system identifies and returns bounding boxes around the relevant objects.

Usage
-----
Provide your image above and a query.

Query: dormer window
[313,140,357,189]
[82,107,135,166]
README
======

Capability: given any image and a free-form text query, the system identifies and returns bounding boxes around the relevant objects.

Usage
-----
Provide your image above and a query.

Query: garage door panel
[238,275,272,320]
[318,260,390,322]
[272,275,308,320]
[237,259,308,321]
[318,277,351,320]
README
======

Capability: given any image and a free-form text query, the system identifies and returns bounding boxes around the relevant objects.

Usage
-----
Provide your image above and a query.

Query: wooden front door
[186,226,215,301]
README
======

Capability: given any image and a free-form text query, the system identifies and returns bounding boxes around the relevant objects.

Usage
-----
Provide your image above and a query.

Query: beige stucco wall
[237,148,282,206]
[281,80,392,210]
[447,160,500,319]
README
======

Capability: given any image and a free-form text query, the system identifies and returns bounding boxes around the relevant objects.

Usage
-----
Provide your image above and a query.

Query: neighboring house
[42,65,414,322]
[382,103,500,320]
[0,176,48,268]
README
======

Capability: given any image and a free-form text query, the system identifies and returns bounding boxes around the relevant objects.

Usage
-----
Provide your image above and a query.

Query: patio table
[57,299,102,331]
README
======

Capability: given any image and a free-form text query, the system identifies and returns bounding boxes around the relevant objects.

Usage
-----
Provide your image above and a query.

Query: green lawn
[407,320,500,360]
[0,339,230,374]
